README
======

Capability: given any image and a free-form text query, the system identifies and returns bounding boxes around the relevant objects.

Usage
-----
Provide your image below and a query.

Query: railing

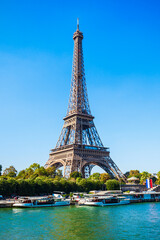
[50,144,110,153]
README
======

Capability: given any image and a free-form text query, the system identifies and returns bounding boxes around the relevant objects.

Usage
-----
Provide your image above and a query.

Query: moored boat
[123,191,160,203]
[78,196,130,206]
[13,195,70,208]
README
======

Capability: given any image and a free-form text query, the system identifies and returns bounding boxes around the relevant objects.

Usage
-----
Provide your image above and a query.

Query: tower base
[45,144,126,181]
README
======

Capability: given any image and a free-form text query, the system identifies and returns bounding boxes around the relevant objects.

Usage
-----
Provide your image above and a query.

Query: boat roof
[18,195,54,200]
[89,190,122,195]
[123,191,160,195]
[85,195,117,199]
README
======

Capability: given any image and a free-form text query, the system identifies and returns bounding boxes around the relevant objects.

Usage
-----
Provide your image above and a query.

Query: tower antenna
[77,18,79,30]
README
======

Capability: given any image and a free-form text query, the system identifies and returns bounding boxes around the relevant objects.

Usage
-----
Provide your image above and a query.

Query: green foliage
[46,166,56,178]
[77,178,102,192]
[78,179,91,192]
[128,170,141,179]
[155,171,160,185]
[105,179,120,190]
[30,163,40,171]
[0,177,103,196]
[140,171,151,184]
[3,166,17,177]
[32,167,48,179]
[56,169,63,178]
[88,173,100,181]
[17,170,26,179]
[25,168,34,179]
[17,164,50,180]
[76,177,82,184]
[100,173,111,183]
[157,171,160,179]
[156,179,160,185]
[1,165,159,196]
[70,171,82,179]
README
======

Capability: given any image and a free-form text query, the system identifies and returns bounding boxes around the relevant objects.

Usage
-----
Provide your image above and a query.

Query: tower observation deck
[45,20,126,181]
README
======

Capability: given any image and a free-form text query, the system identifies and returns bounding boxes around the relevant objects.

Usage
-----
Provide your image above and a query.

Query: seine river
[1,203,160,240]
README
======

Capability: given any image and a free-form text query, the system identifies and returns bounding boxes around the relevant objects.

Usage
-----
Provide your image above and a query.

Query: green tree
[0,178,10,196]
[24,168,34,179]
[53,180,63,191]
[17,170,26,179]
[140,171,151,184]
[105,179,120,190]
[70,171,82,179]
[155,171,160,185]
[33,167,48,178]
[3,166,17,177]
[128,170,141,179]
[22,163,41,179]
[34,177,49,195]
[29,163,40,171]
[56,169,63,178]
[17,179,33,196]
[76,177,82,184]
[46,166,56,178]
[157,171,160,180]
[17,164,46,180]
[7,178,18,195]
[60,179,72,193]
[89,173,100,181]
[100,173,111,183]
[77,179,96,192]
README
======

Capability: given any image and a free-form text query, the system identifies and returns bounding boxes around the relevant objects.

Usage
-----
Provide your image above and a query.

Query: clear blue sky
[0,0,160,174]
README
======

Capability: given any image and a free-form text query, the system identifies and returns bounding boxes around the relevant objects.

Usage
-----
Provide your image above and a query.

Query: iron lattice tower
[45,21,126,181]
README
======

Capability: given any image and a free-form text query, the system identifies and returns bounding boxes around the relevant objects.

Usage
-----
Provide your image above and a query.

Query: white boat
[123,191,160,203]
[79,196,130,206]
[13,195,70,208]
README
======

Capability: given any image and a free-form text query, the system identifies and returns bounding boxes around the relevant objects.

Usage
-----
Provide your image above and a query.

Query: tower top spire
[68,19,90,116]
[77,18,79,30]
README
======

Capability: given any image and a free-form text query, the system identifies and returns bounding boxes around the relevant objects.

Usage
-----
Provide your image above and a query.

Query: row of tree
[0,163,120,196]
[0,163,160,196]
[0,177,119,197]
[1,164,159,184]
[0,164,59,179]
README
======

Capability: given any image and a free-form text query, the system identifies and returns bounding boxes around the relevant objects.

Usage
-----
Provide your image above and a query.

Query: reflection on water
[148,203,159,223]
[49,206,111,240]
[0,203,160,240]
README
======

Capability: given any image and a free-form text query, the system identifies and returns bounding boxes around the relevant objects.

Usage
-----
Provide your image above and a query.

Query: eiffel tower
[45,20,126,181]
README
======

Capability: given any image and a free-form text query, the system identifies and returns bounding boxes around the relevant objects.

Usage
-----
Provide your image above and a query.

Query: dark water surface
[0,203,160,240]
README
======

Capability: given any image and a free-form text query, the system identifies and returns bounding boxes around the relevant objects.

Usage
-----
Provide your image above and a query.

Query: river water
[0,202,160,240]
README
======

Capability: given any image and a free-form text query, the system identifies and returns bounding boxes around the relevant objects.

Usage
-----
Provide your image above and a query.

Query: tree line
[0,164,159,197]
[0,164,119,196]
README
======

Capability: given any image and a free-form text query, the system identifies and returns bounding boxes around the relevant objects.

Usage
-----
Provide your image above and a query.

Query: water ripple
[0,203,160,240]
